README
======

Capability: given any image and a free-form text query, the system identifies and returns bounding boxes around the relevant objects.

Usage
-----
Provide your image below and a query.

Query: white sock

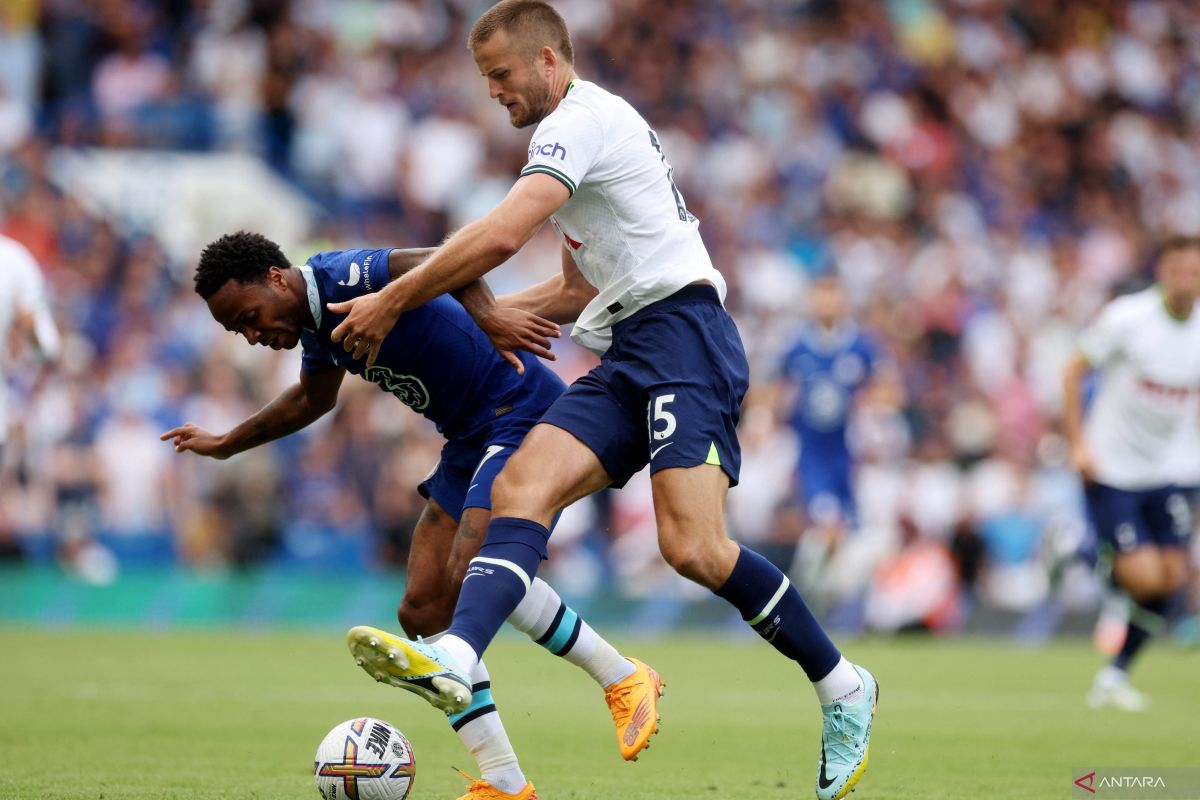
[509,577,635,687]
[437,634,480,679]
[814,657,864,705]
[452,659,527,794]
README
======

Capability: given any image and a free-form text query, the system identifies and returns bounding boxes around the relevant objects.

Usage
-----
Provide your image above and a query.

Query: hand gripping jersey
[298,248,565,440]
[520,79,727,355]
[1079,286,1200,489]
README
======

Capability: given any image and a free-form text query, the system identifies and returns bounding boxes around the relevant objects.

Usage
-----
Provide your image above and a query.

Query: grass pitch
[1,626,1197,799]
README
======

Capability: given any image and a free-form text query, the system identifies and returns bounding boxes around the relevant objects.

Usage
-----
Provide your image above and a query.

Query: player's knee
[491,462,548,515]
[397,591,453,638]
[659,532,728,589]
[1162,557,1188,593]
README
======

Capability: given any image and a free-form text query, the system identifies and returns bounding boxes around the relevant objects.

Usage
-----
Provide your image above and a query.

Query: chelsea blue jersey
[297,248,566,439]
[780,322,877,460]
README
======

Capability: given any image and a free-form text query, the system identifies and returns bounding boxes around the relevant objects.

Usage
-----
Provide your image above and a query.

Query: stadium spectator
[0,0,1197,642]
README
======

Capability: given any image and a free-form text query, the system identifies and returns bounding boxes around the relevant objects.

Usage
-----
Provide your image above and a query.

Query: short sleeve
[1078,298,1132,367]
[519,101,604,196]
[300,329,339,375]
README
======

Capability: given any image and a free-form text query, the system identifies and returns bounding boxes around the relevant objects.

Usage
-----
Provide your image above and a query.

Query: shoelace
[605,682,636,722]
[822,704,867,764]
[455,768,495,795]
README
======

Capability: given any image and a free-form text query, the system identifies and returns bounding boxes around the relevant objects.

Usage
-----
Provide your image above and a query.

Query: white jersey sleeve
[1078,296,1135,367]
[519,101,604,197]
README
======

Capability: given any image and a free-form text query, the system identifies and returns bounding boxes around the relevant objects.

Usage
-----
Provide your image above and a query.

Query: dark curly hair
[195,231,289,299]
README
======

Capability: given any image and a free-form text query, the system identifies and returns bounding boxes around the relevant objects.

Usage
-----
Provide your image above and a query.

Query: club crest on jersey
[338,262,361,287]
[528,140,566,160]
[363,366,431,411]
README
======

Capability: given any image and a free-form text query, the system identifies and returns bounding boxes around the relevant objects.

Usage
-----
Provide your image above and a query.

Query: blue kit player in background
[328,3,878,798]
[779,274,880,534]
[161,231,662,800]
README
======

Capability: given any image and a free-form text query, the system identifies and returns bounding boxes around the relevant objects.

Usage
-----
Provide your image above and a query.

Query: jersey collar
[1157,284,1195,323]
[296,264,321,330]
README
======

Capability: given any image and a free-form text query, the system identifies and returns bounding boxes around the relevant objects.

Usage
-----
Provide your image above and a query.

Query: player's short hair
[194,231,288,299]
[468,0,574,65]
[1157,235,1200,262]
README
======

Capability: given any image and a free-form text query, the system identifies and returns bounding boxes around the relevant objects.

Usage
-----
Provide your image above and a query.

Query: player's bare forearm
[499,275,591,324]
[387,245,510,329]
[386,248,438,281]
[383,174,570,312]
[385,218,528,313]
[162,370,344,459]
[329,176,566,366]
[224,384,330,454]
[1061,353,1090,448]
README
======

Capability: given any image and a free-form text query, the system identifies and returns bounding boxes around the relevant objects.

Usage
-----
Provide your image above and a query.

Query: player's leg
[431,422,613,685]
[395,499,457,636]
[448,484,639,697]
[351,497,534,799]
[1113,489,1190,662]
[1086,485,1189,710]
[443,508,662,762]
[640,291,875,800]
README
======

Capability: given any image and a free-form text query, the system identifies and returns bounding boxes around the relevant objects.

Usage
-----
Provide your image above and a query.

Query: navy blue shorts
[1084,481,1194,556]
[798,453,855,525]
[419,418,533,522]
[539,284,750,489]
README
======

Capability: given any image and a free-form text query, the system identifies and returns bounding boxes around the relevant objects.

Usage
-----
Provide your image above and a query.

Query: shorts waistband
[614,284,721,331]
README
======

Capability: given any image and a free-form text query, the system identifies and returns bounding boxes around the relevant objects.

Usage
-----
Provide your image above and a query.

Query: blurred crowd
[3,0,1200,633]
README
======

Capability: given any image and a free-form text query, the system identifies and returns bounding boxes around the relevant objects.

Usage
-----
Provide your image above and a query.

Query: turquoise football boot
[815,665,878,800]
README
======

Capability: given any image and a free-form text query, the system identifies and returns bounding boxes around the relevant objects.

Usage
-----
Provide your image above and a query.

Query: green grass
[1,627,1197,799]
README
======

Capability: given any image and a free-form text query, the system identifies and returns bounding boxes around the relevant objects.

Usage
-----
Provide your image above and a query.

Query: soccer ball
[314,717,416,800]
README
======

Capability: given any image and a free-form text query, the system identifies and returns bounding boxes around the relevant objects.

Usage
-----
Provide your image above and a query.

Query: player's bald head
[468,0,573,65]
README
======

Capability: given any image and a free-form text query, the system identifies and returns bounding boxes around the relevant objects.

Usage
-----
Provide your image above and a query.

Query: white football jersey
[1079,286,1200,488]
[520,79,726,354]
[0,235,56,442]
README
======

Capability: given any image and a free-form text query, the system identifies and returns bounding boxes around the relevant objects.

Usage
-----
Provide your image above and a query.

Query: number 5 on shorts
[649,394,677,443]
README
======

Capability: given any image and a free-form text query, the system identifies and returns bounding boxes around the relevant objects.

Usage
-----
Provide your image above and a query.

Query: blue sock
[715,545,841,681]
[448,517,549,655]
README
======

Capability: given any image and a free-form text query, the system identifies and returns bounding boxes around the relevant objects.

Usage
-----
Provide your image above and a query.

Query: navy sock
[715,545,841,681]
[1112,596,1169,672]
[449,517,549,655]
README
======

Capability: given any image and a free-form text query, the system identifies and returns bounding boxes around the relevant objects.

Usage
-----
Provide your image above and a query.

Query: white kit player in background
[0,233,59,454]
[1062,236,1200,711]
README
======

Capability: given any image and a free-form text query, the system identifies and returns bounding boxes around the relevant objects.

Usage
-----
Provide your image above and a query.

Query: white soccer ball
[314,717,416,800]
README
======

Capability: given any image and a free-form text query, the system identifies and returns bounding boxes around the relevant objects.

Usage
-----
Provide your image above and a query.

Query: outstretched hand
[479,307,561,374]
[329,291,403,367]
[160,423,231,459]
